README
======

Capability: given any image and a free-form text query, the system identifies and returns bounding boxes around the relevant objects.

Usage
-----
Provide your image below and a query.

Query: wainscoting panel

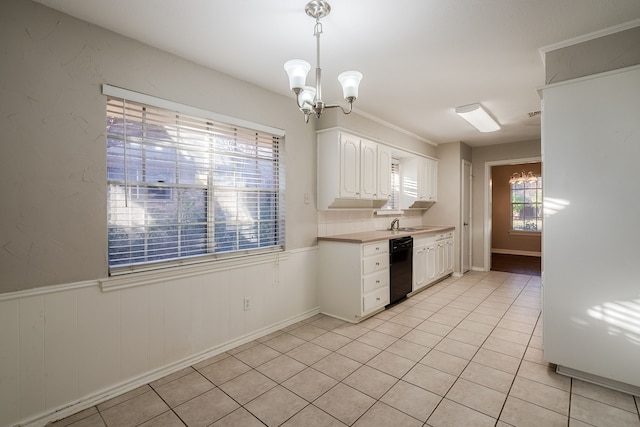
[0,248,319,427]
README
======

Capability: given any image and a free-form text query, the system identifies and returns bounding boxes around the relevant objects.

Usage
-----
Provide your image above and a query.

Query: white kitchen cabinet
[339,133,360,198]
[360,138,377,199]
[376,144,392,201]
[318,130,392,209]
[412,230,453,293]
[436,241,445,277]
[318,240,390,322]
[413,234,436,292]
[426,158,438,202]
[400,156,438,209]
[412,244,426,290]
[445,238,454,274]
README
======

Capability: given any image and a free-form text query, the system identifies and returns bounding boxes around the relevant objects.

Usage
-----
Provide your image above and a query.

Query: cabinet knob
[375,262,380,266]
[376,280,380,284]
[376,297,380,301]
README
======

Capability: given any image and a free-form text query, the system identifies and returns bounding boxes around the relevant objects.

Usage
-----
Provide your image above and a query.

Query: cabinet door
[360,139,377,199]
[427,159,438,202]
[445,239,454,274]
[377,145,392,201]
[339,134,360,198]
[436,242,446,276]
[413,245,426,291]
[425,243,436,282]
[417,159,429,201]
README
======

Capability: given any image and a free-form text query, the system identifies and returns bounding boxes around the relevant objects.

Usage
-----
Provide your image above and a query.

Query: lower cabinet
[318,240,390,323]
[413,230,454,292]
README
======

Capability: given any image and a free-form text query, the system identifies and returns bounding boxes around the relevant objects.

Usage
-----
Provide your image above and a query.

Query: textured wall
[0,0,317,292]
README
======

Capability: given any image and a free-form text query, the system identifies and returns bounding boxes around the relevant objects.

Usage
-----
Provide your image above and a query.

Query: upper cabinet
[318,130,392,209]
[399,156,438,209]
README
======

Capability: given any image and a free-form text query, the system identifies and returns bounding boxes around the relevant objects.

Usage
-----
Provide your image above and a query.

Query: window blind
[380,160,400,211]
[106,95,285,273]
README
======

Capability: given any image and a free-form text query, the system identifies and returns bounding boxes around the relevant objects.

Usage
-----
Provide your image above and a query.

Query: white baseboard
[491,248,542,257]
[25,307,320,427]
[556,365,640,396]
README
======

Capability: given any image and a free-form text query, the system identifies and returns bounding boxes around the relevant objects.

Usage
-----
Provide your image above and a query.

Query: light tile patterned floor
[50,271,640,427]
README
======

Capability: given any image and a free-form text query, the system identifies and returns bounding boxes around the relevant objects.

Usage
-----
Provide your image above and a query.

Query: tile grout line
[421,274,539,424]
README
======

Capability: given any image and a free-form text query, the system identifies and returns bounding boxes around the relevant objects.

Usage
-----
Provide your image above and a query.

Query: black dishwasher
[388,236,413,306]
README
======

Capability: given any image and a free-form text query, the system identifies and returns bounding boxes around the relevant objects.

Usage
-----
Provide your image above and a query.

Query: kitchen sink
[406,225,436,231]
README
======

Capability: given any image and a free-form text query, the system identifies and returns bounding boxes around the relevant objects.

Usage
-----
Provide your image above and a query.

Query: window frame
[510,175,542,233]
[103,85,286,275]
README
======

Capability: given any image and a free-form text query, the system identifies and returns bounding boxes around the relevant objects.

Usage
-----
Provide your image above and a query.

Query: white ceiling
[35,0,640,146]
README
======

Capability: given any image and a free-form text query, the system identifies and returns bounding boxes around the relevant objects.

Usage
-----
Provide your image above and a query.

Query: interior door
[462,160,472,273]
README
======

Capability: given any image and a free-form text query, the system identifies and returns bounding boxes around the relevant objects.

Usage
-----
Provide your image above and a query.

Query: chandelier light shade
[284,59,311,91]
[509,170,538,185]
[284,0,363,122]
[455,103,501,133]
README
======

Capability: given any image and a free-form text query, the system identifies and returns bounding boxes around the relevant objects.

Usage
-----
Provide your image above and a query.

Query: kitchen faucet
[390,218,400,231]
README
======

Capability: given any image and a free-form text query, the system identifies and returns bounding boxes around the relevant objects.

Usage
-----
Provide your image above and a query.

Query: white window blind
[380,160,400,211]
[106,95,285,273]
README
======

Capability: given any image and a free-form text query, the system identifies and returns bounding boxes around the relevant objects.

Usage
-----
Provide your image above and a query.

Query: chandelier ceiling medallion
[284,0,363,123]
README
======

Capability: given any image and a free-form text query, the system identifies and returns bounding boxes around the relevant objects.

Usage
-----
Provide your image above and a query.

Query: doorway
[484,157,542,274]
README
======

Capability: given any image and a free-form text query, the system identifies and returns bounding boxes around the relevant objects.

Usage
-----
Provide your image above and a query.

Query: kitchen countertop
[317,225,455,244]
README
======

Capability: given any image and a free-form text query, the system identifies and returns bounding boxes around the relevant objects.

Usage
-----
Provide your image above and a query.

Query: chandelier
[509,170,538,185]
[284,0,363,123]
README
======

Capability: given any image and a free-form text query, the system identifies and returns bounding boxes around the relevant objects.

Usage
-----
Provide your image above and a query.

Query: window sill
[100,250,288,292]
[509,230,542,237]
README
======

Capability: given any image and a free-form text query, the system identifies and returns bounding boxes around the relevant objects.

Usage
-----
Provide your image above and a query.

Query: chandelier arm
[324,102,354,115]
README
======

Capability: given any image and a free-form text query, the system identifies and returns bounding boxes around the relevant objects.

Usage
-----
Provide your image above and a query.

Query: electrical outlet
[243,297,251,311]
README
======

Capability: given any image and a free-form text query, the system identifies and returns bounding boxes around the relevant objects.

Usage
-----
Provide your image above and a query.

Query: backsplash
[317,210,424,237]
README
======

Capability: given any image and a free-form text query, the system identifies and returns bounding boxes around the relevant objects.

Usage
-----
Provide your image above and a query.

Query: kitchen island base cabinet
[318,240,390,323]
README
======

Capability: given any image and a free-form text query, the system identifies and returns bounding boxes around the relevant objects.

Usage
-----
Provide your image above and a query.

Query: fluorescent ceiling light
[455,103,501,133]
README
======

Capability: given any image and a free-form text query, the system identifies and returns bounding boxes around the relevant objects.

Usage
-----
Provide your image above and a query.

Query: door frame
[461,160,472,274]
[483,156,542,271]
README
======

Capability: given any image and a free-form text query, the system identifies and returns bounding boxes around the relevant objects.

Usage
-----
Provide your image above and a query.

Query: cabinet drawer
[363,269,389,294]
[363,241,388,257]
[363,253,388,275]
[363,287,389,313]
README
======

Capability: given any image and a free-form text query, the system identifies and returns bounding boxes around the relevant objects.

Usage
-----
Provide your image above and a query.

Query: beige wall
[423,141,471,273]
[0,0,317,293]
[491,163,542,254]
[471,139,541,270]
